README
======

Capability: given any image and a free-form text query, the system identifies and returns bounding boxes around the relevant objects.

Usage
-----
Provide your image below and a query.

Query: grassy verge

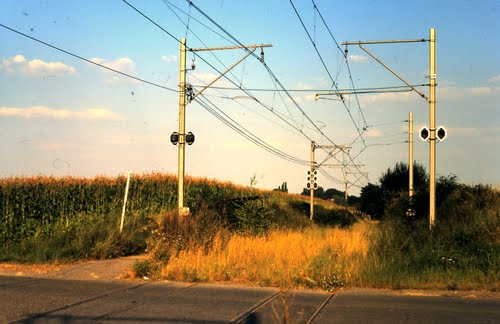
[141,221,371,291]
[0,212,149,262]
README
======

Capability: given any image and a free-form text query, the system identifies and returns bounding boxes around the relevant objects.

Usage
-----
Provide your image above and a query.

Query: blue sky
[0,0,499,195]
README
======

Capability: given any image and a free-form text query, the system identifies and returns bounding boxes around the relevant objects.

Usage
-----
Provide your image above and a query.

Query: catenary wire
[0,23,177,93]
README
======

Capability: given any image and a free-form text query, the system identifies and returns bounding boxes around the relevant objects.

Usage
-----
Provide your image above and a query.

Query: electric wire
[289,0,336,87]
[193,84,428,93]
[311,0,368,129]
[187,73,319,135]
[122,0,327,167]
[161,0,245,87]
[125,0,365,188]
[0,23,177,93]
[185,0,339,148]
[288,0,367,152]
[163,0,237,46]
[194,95,310,165]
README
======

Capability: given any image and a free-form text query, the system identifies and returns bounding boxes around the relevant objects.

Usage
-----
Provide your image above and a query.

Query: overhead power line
[194,95,309,166]
[288,0,367,150]
[189,84,428,93]
[122,0,365,186]
[0,23,176,93]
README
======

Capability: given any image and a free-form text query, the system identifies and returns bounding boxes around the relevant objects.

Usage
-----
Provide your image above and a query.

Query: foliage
[301,186,350,206]
[0,174,254,245]
[160,223,371,290]
[0,212,149,262]
[357,162,428,219]
[146,208,229,266]
[379,162,427,198]
[233,199,276,235]
[359,183,384,219]
[274,182,288,193]
[364,182,500,289]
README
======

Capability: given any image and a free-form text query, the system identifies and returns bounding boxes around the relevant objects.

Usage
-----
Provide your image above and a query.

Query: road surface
[1,275,499,323]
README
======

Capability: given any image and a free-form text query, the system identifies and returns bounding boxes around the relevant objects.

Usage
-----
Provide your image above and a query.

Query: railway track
[6,279,334,323]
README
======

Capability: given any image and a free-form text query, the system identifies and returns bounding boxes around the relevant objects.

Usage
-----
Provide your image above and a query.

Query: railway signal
[307,170,318,190]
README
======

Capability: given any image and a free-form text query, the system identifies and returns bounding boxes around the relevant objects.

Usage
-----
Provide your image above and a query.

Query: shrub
[365,183,500,288]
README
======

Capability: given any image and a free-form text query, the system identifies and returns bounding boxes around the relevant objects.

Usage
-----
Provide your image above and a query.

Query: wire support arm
[357,44,429,101]
[190,49,256,101]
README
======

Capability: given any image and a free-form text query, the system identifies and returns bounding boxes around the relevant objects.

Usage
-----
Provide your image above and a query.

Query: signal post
[172,37,272,220]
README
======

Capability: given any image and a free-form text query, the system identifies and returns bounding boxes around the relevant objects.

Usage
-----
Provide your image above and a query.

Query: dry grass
[160,222,373,289]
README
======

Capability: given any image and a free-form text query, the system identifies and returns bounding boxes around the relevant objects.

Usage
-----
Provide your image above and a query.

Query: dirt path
[0,254,148,281]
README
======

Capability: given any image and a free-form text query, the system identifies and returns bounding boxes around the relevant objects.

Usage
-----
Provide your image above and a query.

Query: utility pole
[174,38,272,219]
[429,28,437,228]
[315,144,362,204]
[409,112,414,200]
[310,141,316,221]
[407,112,415,217]
[341,28,439,229]
[343,167,348,202]
[177,37,188,218]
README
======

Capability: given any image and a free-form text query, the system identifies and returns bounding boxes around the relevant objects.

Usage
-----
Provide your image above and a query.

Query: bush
[145,207,229,264]
[365,183,500,288]
[0,212,150,262]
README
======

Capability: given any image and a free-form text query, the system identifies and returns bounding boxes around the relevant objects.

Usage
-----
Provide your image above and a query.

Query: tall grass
[157,222,372,291]
[360,183,500,291]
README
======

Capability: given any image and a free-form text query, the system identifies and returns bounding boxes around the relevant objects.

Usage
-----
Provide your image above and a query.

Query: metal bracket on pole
[175,40,272,219]
[190,49,256,101]
[341,29,437,228]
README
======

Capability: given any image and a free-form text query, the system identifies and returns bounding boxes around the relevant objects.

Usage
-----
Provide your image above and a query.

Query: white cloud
[189,72,232,87]
[487,74,500,83]
[440,85,499,99]
[447,127,480,137]
[0,105,125,121]
[296,82,313,90]
[349,54,368,62]
[13,54,26,63]
[365,128,383,138]
[360,91,415,104]
[89,57,136,84]
[161,54,177,63]
[464,86,494,95]
[0,54,76,76]
[304,93,317,101]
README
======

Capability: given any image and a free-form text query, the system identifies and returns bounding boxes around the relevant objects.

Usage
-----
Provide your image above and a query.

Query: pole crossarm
[357,44,429,101]
[315,84,428,99]
[315,144,351,168]
[190,44,273,52]
[342,37,430,101]
[191,49,256,100]
[322,163,364,168]
[342,39,428,45]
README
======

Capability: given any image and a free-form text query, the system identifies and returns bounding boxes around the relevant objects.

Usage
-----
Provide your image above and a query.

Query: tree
[274,182,288,193]
[301,186,325,198]
[359,183,384,219]
[358,162,428,219]
[379,162,427,199]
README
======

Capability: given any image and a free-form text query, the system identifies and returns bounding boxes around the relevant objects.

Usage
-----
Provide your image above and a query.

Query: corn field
[0,174,254,244]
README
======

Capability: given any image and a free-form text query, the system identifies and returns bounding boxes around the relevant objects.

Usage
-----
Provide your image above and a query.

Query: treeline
[300,187,360,207]
[357,162,499,287]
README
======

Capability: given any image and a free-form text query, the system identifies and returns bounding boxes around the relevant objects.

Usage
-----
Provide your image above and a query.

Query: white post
[120,171,131,233]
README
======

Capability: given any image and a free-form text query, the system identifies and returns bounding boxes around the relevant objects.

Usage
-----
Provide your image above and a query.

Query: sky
[0,0,499,195]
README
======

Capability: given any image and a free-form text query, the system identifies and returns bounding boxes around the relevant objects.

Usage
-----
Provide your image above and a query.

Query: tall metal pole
[178,37,188,218]
[429,28,436,228]
[344,168,348,202]
[409,112,414,200]
[310,141,315,221]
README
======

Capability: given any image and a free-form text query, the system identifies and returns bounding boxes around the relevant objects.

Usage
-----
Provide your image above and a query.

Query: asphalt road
[1,276,499,323]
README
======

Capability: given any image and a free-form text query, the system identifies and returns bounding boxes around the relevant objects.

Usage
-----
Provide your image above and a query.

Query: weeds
[0,212,149,262]
[362,183,500,290]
